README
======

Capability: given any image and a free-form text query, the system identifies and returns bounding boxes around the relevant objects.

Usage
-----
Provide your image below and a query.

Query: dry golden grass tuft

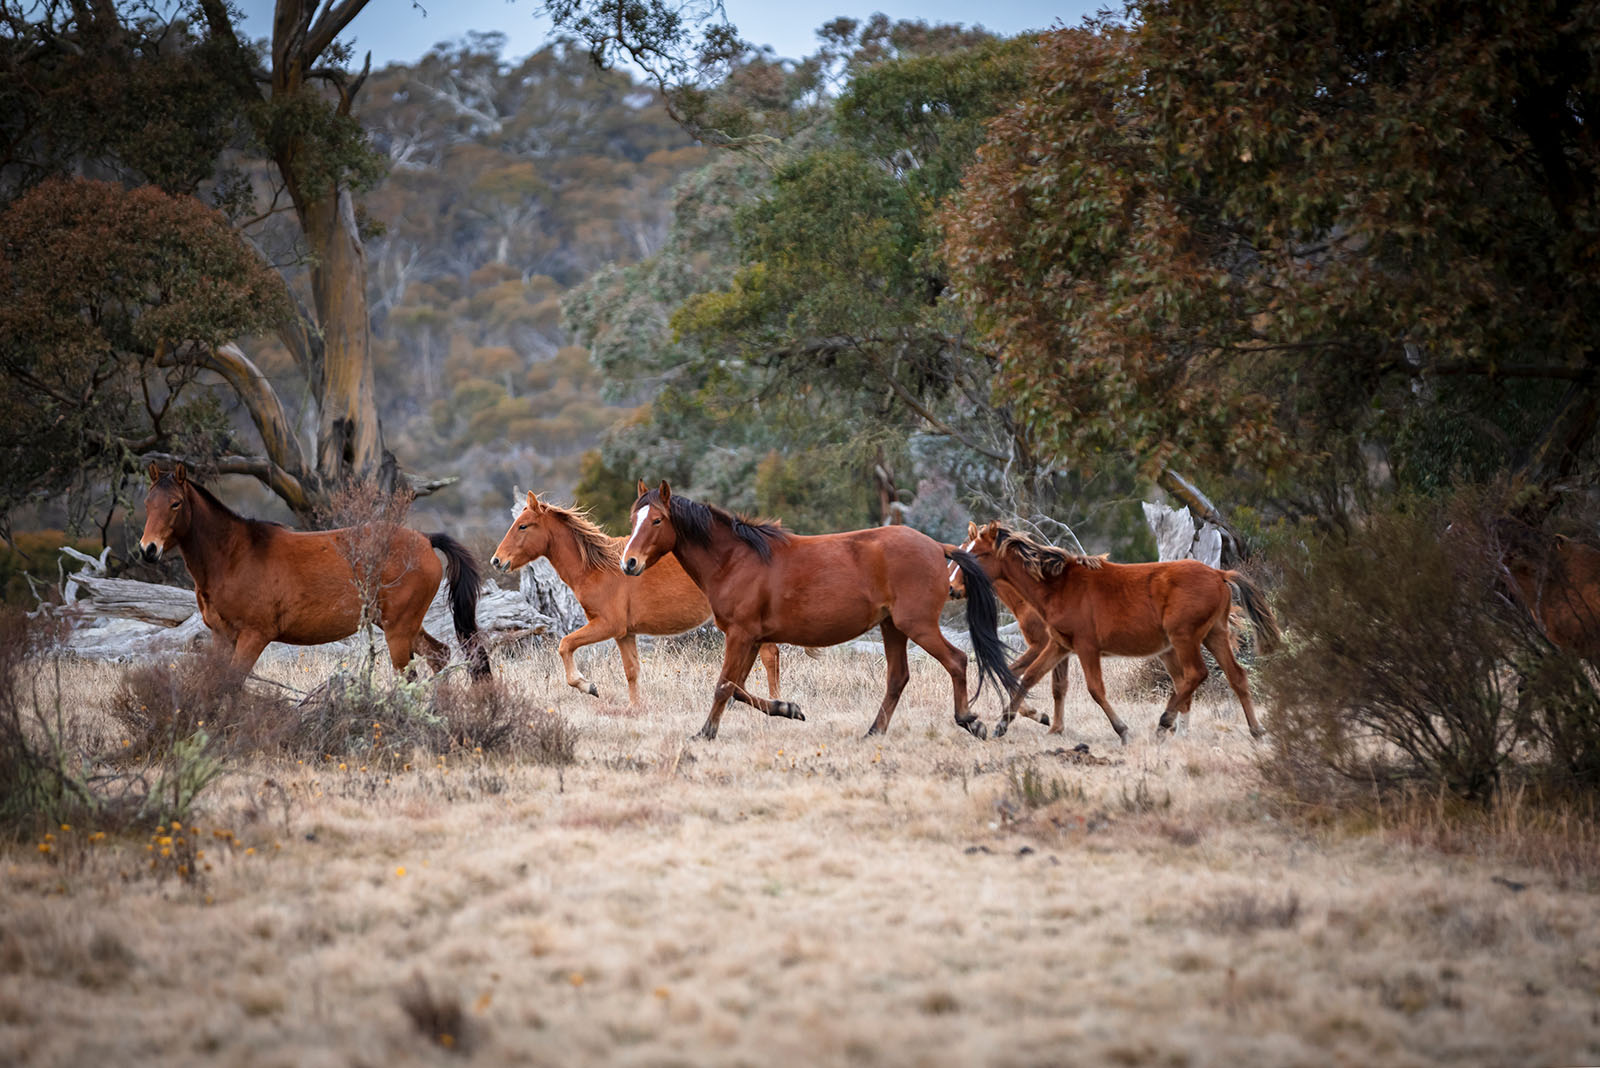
[0,642,1598,1066]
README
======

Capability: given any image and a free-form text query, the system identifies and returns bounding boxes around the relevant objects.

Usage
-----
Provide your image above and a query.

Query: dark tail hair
[1225,571,1281,654]
[947,549,1021,701]
[430,533,491,679]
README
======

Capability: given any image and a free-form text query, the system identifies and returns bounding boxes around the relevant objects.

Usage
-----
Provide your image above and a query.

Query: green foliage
[945,9,1600,517]
[0,177,289,522]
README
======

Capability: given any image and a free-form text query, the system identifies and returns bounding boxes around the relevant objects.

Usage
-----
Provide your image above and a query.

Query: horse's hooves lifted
[769,700,804,721]
[584,682,599,697]
[1250,726,1268,740]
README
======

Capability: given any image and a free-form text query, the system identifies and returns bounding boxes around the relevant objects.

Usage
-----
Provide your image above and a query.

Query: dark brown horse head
[140,462,192,562]
[621,480,675,576]
[492,491,553,571]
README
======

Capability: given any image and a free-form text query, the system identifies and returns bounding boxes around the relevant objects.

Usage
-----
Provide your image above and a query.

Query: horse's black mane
[638,489,788,563]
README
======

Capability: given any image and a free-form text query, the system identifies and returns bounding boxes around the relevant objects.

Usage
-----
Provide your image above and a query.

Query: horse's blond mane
[536,499,623,573]
[993,525,1104,581]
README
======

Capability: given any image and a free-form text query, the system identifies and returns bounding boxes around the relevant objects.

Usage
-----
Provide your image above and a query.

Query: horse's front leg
[557,618,623,698]
[994,643,1072,739]
[698,634,767,740]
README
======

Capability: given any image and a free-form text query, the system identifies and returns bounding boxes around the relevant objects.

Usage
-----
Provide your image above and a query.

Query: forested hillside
[260,35,707,520]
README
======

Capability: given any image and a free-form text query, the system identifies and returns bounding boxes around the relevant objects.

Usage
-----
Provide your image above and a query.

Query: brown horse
[621,481,1018,740]
[961,521,1280,741]
[139,463,489,678]
[490,491,784,704]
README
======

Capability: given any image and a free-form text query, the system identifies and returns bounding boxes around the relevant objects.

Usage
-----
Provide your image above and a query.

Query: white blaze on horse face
[623,505,651,568]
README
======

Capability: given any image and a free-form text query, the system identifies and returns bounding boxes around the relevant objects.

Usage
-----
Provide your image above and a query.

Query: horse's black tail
[946,549,1021,702]
[1225,570,1281,655]
[430,533,492,679]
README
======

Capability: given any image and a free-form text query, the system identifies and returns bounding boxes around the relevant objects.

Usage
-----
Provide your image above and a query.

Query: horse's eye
[170,501,180,509]
[651,517,661,525]
[518,524,528,530]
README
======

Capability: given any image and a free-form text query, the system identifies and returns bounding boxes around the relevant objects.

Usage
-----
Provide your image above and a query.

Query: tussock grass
[0,642,1597,1066]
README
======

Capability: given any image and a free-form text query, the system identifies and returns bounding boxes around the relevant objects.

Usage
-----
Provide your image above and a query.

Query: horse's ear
[146,462,160,484]
[967,521,978,538]
[173,463,187,485]
[658,480,671,504]
[636,478,648,498]
[526,490,539,510]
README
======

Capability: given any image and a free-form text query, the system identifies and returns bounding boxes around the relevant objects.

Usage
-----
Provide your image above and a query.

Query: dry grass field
[3,641,1599,1067]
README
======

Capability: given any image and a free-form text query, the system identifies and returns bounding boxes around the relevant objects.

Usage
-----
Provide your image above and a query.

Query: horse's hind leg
[616,634,642,706]
[1078,649,1130,745]
[1157,637,1207,734]
[896,617,984,739]
[1204,628,1265,738]
[230,631,270,677]
[414,629,450,673]
[759,643,780,700]
[384,630,416,674]
[866,622,910,736]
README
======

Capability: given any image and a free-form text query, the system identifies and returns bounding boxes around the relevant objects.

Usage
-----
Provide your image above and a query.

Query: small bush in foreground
[1261,499,1600,809]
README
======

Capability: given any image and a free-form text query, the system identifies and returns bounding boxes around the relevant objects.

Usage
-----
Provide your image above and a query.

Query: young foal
[139,463,488,678]
[621,481,1018,740]
[490,491,783,705]
[962,521,1279,741]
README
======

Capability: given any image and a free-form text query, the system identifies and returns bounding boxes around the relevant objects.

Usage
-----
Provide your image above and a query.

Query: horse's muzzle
[622,557,642,577]
[490,555,505,571]
[140,543,161,563]
[947,585,965,601]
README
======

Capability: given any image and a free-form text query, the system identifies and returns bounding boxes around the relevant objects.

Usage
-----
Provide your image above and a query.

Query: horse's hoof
[1115,727,1130,747]
[960,719,987,740]
[695,725,717,741]
[771,700,803,721]
[863,725,883,738]
[1250,726,1268,740]
[993,718,1009,739]
[584,682,599,697]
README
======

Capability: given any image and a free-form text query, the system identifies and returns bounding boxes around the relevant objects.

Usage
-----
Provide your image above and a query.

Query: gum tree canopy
[944,5,1600,522]
[0,0,425,527]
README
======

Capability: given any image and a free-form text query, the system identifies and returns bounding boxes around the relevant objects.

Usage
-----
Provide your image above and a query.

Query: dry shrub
[1,609,223,835]
[519,704,578,767]
[434,675,521,752]
[1260,502,1597,808]
[398,973,475,1055]
[107,643,297,760]
[1195,890,1302,935]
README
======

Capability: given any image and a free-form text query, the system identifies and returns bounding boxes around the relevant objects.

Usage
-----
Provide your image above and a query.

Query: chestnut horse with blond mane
[491,491,786,705]
[139,463,489,678]
[960,521,1279,741]
[621,481,1018,740]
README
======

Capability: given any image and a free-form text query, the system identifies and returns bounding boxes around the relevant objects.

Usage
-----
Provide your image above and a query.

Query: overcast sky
[230,1,1096,68]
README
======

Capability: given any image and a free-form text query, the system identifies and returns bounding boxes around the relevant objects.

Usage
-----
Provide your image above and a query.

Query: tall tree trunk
[304,188,384,488]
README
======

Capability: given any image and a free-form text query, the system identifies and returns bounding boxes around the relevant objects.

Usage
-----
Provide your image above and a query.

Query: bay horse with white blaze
[490,491,786,705]
[139,463,489,678]
[960,521,1279,741]
[621,481,1019,740]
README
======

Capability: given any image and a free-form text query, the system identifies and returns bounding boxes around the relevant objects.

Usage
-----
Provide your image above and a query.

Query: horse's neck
[174,494,246,593]
[541,522,606,593]
[668,537,727,593]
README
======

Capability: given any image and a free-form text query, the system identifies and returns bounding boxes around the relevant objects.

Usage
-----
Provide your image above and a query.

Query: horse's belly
[761,594,883,647]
